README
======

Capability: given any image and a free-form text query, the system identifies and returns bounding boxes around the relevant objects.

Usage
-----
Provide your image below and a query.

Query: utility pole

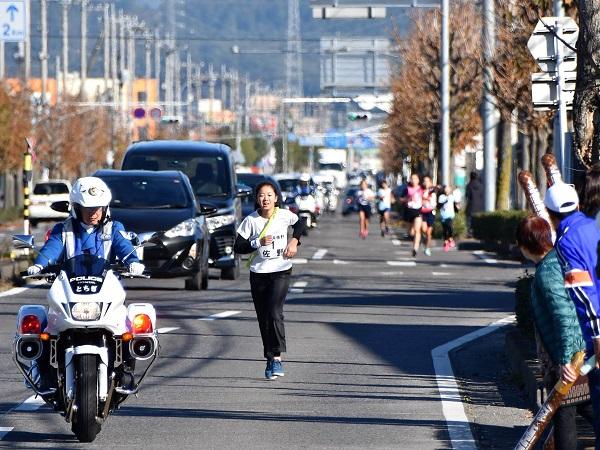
[286,0,303,96]
[56,55,61,101]
[154,31,161,103]
[208,63,215,123]
[62,0,70,100]
[102,2,109,93]
[220,64,227,110]
[24,0,30,80]
[553,0,564,16]
[482,0,497,211]
[145,32,151,103]
[81,0,88,97]
[186,49,192,125]
[175,49,181,118]
[440,0,450,186]
[244,74,251,133]
[110,4,118,106]
[40,0,48,105]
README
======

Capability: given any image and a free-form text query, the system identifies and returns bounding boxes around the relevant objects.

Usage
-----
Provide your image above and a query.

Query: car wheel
[186,260,209,291]
[221,255,240,280]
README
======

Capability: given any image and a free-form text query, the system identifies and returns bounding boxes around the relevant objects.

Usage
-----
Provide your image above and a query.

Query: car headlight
[71,302,101,321]
[165,219,197,238]
[206,214,235,232]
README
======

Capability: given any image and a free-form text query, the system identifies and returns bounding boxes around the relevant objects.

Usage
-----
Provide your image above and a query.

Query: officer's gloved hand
[27,264,43,275]
[128,262,145,276]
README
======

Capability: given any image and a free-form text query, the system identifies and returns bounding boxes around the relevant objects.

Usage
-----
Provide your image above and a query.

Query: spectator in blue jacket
[545,182,600,446]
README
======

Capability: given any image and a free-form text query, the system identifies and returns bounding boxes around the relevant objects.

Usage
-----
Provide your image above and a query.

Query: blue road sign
[0,1,25,42]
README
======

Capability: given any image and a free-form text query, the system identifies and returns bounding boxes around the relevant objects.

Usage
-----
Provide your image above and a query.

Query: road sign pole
[555,20,570,182]
[440,0,450,187]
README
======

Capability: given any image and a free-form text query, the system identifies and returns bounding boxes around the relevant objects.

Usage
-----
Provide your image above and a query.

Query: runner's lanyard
[246,207,279,268]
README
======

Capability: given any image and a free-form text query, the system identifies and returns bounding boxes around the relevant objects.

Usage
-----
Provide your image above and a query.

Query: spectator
[465,171,484,236]
[517,215,593,449]
[544,182,600,446]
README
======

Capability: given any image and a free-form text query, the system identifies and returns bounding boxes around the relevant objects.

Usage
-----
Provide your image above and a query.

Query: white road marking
[392,239,401,246]
[0,427,13,439]
[380,271,404,276]
[439,263,449,268]
[293,258,308,264]
[157,327,180,334]
[432,315,515,450]
[333,259,350,265]
[0,287,28,298]
[432,272,451,276]
[473,251,498,264]
[387,261,417,267]
[293,281,308,288]
[14,395,45,412]
[199,311,241,321]
[312,249,327,260]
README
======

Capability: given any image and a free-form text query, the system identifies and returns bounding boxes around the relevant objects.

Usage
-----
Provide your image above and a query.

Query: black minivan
[121,140,251,280]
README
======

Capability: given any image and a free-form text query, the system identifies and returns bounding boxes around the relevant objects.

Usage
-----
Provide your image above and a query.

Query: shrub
[515,271,534,338]
[471,210,528,247]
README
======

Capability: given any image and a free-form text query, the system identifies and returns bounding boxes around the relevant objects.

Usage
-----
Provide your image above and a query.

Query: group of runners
[354,173,459,256]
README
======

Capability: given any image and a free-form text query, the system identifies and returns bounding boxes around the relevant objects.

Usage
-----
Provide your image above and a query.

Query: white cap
[544,182,579,213]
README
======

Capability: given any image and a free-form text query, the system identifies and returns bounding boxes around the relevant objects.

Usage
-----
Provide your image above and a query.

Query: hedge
[432,211,467,239]
[471,210,529,247]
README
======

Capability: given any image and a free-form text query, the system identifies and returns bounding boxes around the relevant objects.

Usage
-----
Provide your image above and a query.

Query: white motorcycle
[12,235,159,443]
[293,193,318,236]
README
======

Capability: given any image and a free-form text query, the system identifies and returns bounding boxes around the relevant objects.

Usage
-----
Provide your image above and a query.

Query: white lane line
[380,271,404,276]
[13,395,45,412]
[392,239,401,246]
[432,315,515,450]
[473,251,498,265]
[439,263,449,268]
[157,327,180,334]
[0,287,28,298]
[293,258,308,264]
[290,281,308,294]
[199,311,241,321]
[0,427,13,439]
[312,249,327,260]
[333,259,350,265]
[387,261,416,267]
[432,272,451,276]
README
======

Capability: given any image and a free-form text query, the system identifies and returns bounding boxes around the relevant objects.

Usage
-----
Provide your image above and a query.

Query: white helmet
[70,177,112,222]
[299,173,311,182]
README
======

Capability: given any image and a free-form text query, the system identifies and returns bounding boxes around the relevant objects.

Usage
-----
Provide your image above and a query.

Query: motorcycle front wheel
[72,354,100,442]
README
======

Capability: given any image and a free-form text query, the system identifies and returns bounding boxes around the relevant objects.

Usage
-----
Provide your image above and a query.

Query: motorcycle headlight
[164,219,197,238]
[71,302,101,321]
[206,214,235,233]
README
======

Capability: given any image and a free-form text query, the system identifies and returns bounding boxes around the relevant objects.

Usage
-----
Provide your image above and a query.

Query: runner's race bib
[259,233,287,259]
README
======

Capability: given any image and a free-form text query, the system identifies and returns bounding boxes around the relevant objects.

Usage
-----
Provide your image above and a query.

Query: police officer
[27,176,144,275]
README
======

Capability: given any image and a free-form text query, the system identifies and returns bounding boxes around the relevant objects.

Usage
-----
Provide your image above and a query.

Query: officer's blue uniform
[34,219,139,266]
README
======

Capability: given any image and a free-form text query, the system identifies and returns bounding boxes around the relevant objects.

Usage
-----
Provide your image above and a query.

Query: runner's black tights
[250,268,291,359]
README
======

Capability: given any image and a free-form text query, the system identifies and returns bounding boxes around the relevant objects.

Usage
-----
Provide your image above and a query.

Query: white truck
[317,148,347,189]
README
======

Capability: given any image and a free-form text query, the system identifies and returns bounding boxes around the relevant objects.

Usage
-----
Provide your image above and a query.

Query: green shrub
[471,210,528,246]
[515,271,534,338]
[0,207,21,223]
[432,212,467,239]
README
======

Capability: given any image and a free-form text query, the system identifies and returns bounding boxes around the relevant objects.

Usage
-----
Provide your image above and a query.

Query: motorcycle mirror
[198,204,217,216]
[236,183,252,198]
[50,200,70,213]
[12,234,35,249]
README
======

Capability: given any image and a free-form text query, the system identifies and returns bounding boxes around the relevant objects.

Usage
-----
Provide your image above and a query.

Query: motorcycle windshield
[62,254,110,295]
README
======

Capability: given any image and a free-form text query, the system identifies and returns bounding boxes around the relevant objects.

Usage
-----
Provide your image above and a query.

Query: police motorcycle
[285,175,318,236]
[12,233,159,443]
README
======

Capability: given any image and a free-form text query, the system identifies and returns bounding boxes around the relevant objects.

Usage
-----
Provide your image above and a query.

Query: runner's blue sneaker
[271,360,284,377]
[265,360,277,380]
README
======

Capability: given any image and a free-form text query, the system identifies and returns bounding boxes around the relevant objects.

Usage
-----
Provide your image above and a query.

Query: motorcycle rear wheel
[72,354,100,442]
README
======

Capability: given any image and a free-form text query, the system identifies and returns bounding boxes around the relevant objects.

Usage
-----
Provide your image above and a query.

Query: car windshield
[124,153,231,197]
[101,175,193,209]
[278,179,299,192]
[319,163,344,171]
[62,254,109,279]
[34,182,69,195]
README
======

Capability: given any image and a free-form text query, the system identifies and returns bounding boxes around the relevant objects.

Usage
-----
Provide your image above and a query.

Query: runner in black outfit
[233,180,306,380]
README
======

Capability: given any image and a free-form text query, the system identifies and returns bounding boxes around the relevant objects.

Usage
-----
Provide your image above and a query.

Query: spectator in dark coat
[465,171,484,236]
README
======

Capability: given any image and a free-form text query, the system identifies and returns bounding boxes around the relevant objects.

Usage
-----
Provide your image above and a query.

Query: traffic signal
[347,112,371,121]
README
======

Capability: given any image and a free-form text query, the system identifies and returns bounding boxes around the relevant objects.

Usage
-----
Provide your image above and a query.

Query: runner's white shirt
[237,208,299,273]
